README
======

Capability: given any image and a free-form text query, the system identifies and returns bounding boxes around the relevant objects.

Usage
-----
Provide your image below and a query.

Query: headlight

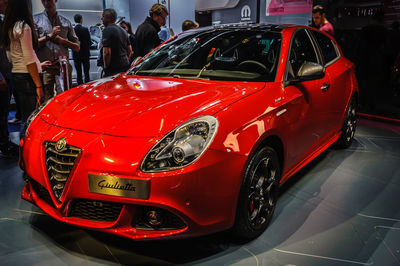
[21,99,52,140]
[141,115,218,172]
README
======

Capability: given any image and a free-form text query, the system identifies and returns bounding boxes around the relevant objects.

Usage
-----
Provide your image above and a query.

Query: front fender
[210,82,288,173]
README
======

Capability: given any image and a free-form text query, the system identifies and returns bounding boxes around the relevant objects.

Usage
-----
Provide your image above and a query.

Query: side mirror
[297,61,325,81]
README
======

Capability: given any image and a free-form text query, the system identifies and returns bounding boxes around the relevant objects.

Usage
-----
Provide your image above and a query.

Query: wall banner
[266,0,313,16]
[212,0,257,25]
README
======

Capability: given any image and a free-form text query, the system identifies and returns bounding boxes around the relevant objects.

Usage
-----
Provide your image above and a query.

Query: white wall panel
[195,0,240,11]
[105,0,131,23]
[169,0,195,34]
[32,0,103,27]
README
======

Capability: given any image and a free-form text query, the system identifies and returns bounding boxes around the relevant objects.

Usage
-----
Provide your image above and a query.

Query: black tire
[335,98,357,149]
[233,146,281,239]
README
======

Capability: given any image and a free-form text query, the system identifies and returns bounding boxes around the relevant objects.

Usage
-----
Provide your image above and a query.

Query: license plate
[88,174,149,199]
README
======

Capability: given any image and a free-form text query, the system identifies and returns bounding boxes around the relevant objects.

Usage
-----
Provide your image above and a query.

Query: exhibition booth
[1,1,399,265]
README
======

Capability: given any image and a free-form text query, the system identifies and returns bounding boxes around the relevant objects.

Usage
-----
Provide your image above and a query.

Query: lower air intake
[69,199,123,222]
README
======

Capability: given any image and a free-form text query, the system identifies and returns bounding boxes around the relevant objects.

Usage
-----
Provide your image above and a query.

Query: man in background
[135,4,169,58]
[34,0,80,101]
[312,5,335,37]
[73,14,91,85]
[101,9,132,77]
[0,0,18,157]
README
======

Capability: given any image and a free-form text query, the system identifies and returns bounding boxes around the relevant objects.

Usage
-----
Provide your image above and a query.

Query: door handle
[321,82,330,92]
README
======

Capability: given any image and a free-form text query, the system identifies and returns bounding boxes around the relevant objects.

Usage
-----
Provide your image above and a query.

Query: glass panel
[311,30,338,64]
[128,29,282,82]
[288,29,318,79]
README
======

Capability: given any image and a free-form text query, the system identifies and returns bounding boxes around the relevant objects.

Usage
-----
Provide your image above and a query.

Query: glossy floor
[1,118,399,265]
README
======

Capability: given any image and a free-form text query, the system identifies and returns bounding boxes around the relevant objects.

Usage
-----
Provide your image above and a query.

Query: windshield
[127,29,282,82]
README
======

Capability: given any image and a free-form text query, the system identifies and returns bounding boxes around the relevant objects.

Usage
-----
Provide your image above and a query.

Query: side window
[311,30,338,65]
[287,30,318,80]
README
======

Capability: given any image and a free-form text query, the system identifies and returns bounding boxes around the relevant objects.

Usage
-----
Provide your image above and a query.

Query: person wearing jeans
[0,0,50,133]
[0,0,18,157]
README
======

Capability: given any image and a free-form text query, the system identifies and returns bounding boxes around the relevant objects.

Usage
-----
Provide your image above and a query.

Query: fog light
[147,210,163,226]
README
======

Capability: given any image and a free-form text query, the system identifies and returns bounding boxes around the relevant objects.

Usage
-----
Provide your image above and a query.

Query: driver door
[283,29,332,169]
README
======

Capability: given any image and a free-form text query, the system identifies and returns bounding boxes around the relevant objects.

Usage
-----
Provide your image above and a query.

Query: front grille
[44,141,81,199]
[29,177,55,208]
[69,199,123,222]
[133,207,187,230]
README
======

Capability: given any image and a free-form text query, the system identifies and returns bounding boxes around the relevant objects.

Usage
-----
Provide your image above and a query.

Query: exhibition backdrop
[212,0,313,26]
[31,0,195,36]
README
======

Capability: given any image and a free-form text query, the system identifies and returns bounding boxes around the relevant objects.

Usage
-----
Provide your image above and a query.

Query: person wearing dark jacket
[134,4,168,58]
[73,14,91,85]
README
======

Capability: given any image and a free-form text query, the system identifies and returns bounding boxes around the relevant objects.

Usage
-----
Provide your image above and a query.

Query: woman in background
[0,0,49,127]
[120,21,135,57]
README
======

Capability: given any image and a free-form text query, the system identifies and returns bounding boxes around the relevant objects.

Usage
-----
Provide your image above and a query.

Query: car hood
[39,75,266,137]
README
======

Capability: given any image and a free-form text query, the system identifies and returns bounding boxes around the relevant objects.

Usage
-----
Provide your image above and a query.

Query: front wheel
[335,98,357,149]
[233,146,281,239]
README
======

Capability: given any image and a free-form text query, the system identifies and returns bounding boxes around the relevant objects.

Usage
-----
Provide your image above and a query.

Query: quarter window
[311,30,338,65]
[287,30,318,80]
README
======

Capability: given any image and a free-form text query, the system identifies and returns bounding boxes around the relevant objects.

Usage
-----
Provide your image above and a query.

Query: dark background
[314,0,400,120]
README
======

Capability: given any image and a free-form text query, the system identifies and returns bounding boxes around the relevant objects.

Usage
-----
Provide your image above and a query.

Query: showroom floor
[0,118,399,266]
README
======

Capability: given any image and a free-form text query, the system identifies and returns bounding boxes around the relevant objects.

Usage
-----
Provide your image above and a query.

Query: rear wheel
[233,146,281,239]
[336,98,357,148]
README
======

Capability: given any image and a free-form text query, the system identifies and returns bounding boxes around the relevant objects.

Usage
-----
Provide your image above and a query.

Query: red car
[20,24,358,240]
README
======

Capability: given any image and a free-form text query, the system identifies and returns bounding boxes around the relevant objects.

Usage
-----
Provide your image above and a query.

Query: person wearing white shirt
[0,0,50,130]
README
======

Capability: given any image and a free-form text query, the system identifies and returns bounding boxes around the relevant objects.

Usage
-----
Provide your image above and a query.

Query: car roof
[184,23,298,34]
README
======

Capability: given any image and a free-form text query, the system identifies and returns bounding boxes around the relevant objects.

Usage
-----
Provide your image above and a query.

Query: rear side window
[311,30,338,65]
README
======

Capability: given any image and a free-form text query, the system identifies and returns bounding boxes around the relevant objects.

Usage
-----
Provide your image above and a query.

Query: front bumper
[21,117,247,240]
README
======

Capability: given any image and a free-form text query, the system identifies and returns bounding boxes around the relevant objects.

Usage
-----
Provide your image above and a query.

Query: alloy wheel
[344,101,357,143]
[247,157,278,229]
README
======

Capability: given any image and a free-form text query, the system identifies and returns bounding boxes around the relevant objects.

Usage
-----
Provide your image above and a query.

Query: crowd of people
[0,0,199,158]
